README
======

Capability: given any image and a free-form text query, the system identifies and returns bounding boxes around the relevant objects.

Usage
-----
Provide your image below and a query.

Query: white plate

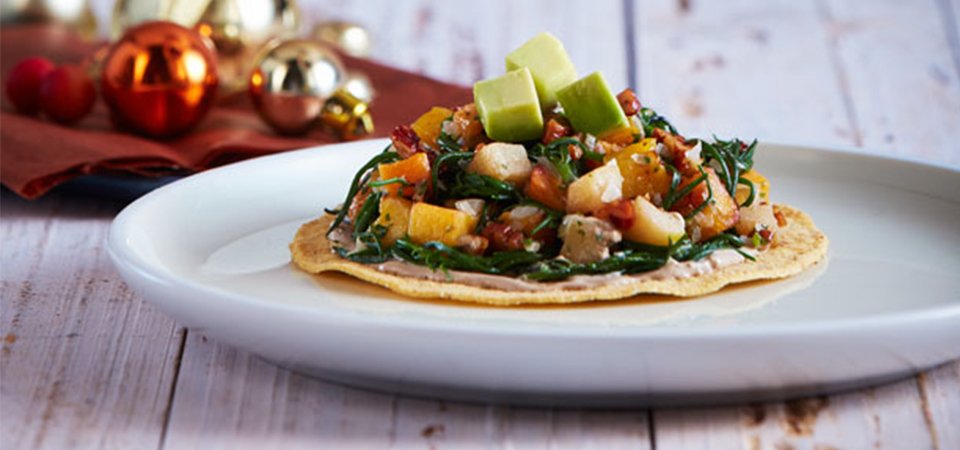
[108,139,960,406]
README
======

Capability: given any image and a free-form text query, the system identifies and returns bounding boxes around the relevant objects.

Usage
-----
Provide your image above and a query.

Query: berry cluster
[5,57,95,125]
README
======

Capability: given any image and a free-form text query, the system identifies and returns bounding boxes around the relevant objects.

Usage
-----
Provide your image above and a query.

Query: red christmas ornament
[39,65,96,125]
[5,57,55,114]
[101,21,218,138]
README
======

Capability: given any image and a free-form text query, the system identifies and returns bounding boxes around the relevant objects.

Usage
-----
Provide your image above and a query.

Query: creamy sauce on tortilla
[329,227,750,292]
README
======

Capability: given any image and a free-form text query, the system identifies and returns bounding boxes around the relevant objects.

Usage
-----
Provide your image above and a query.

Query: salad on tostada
[290,32,827,305]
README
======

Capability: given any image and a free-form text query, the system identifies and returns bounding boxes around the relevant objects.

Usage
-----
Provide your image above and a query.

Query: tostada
[291,32,828,305]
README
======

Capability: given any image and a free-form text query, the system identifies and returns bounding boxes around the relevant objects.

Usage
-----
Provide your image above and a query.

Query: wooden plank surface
[2,1,959,449]
[0,192,184,450]
[634,0,960,448]
[157,2,652,448]
[301,0,630,89]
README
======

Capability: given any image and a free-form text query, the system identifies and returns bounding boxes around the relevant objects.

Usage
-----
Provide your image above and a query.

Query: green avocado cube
[505,32,578,109]
[556,71,628,137]
[473,67,544,142]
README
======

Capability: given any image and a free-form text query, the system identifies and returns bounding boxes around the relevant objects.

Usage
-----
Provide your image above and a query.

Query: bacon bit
[391,125,421,158]
[653,128,694,170]
[774,210,788,227]
[456,234,489,255]
[595,198,636,230]
[568,143,583,160]
[616,88,641,116]
[758,228,774,243]
[347,188,371,222]
[481,222,525,252]
[542,118,571,144]
[524,164,566,211]
[453,103,487,149]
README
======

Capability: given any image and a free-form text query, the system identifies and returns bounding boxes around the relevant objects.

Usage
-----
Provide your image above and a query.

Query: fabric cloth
[1,25,471,199]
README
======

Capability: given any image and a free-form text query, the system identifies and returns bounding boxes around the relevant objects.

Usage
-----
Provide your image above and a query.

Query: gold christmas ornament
[248,39,345,135]
[2,0,98,39]
[319,88,374,140]
[195,0,301,93]
[342,71,374,104]
[110,0,203,40]
[311,20,372,57]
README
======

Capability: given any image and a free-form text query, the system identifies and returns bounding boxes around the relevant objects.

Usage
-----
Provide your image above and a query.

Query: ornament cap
[320,88,374,140]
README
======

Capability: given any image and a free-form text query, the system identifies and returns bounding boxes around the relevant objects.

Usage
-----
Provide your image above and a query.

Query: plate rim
[108,138,960,339]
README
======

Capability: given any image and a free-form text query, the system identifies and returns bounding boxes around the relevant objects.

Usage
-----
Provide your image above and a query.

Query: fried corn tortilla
[290,204,828,306]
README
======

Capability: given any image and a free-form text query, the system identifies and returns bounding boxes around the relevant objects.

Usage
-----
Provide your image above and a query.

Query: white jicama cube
[622,195,686,246]
[735,201,779,237]
[558,214,622,264]
[466,142,533,186]
[566,159,623,214]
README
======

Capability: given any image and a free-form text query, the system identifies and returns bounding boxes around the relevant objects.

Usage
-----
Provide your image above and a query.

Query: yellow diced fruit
[566,159,623,214]
[375,197,412,246]
[684,168,739,242]
[735,169,770,205]
[622,196,686,246]
[377,152,431,197]
[604,138,671,200]
[407,202,479,246]
[411,106,453,149]
[467,142,533,186]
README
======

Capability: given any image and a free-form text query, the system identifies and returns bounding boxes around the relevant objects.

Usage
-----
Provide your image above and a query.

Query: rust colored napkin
[0,25,471,199]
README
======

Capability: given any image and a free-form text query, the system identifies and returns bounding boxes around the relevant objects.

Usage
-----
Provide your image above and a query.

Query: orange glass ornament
[101,21,218,138]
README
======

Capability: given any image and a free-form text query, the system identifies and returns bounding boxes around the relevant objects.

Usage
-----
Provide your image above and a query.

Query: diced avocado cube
[556,71,628,137]
[505,32,578,109]
[473,67,544,142]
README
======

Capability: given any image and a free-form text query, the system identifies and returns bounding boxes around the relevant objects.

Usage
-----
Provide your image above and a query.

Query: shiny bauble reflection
[248,39,345,135]
[311,20,372,57]
[101,21,219,138]
[194,0,301,93]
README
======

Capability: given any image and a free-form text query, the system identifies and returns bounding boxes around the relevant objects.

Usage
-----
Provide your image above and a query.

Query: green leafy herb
[436,120,462,152]
[524,250,668,281]
[638,107,678,136]
[392,239,542,275]
[352,191,383,237]
[368,177,411,188]
[662,167,707,210]
[683,166,714,220]
[446,172,519,202]
[672,233,754,262]
[737,177,756,207]
[327,148,400,234]
[431,151,473,194]
[701,136,757,196]
[528,137,591,184]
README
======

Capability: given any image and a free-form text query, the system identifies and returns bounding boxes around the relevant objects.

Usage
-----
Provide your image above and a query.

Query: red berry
[5,57,55,114]
[39,65,96,125]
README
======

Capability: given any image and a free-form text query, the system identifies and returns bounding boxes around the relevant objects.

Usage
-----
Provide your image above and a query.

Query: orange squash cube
[407,202,479,246]
[377,152,431,197]
[411,106,453,150]
[604,138,671,200]
[671,168,739,242]
[374,197,412,245]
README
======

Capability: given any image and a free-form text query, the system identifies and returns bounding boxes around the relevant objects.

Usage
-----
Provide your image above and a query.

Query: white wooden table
[3,1,959,448]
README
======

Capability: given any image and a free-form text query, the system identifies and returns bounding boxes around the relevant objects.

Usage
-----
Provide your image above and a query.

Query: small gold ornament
[110,0,202,40]
[319,88,374,140]
[342,71,374,104]
[195,0,301,93]
[248,39,345,135]
[2,0,98,39]
[311,21,372,57]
